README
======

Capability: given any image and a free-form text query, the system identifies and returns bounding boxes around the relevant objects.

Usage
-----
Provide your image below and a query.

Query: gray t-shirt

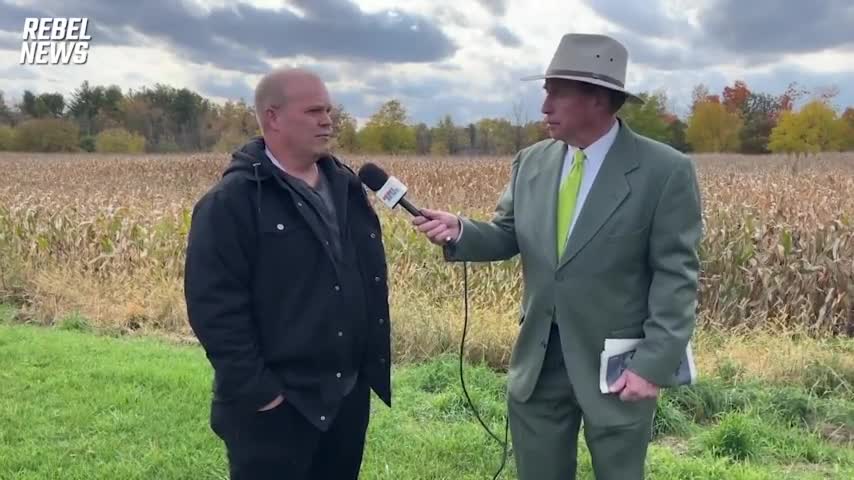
[305,168,343,261]
[265,149,343,262]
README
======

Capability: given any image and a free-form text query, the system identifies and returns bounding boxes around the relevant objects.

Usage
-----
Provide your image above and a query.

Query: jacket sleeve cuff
[442,216,464,260]
[627,342,686,387]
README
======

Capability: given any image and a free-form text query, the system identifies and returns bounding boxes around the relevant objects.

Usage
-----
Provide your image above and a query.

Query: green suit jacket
[444,120,703,427]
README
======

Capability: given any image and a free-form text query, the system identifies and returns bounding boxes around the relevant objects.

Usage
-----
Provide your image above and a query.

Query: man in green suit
[412,33,703,479]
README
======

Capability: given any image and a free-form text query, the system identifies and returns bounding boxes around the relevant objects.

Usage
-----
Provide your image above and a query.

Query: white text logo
[20,18,91,65]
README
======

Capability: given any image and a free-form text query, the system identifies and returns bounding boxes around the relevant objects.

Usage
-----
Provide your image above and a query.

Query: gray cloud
[0,1,43,32]
[581,0,679,38]
[198,77,254,103]
[402,83,543,127]
[615,31,726,71]
[209,3,455,63]
[431,5,471,28]
[335,64,545,126]
[0,0,456,74]
[491,26,521,48]
[579,0,720,70]
[0,65,39,81]
[586,0,854,71]
[0,30,20,51]
[699,0,854,56]
[477,0,508,17]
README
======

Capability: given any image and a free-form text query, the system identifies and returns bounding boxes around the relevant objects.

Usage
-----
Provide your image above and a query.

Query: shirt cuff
[452,217,463,243]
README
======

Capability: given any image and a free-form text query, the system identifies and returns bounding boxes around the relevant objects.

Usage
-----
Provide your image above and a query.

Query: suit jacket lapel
[525,141,567,268]
[557,122,638,270]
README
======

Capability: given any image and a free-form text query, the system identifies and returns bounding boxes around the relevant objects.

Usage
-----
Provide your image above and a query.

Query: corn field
[0,151,852,364]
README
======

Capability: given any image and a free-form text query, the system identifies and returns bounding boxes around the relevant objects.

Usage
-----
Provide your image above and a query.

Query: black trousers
[210,379,371,480]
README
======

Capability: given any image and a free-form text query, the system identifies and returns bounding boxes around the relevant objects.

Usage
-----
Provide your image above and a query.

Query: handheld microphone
[357,162,422,216]
[358,162,509,479]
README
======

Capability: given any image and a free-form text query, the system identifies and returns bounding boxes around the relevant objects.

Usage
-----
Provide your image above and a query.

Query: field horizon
[1,150,852,363]
[1,150,853,478]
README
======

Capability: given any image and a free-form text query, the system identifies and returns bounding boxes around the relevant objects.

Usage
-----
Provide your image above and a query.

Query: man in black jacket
[184,67,391,480]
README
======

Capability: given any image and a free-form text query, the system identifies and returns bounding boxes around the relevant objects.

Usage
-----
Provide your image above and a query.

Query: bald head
[254,67,323,133]
[253,67,333,163]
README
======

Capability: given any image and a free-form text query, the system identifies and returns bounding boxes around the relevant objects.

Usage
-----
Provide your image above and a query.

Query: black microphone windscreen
[357,163,389,192]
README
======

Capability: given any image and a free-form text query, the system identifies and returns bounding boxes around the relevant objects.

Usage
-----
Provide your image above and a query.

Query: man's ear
[263,108,276,132]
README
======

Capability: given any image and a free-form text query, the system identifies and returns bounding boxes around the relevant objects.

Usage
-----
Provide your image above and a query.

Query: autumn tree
[0,91,12,125]
[619,91,671,144]
[686,100,743,152]
[95,127,146,153]
[474,118,516,154]
[667,118,690,152]
[430,115,458,155]
[523,121,549,146]
[358,100,416,154]
[722,80,750,113]
[330,104,358,153]
[209,100,259,153]
[14,118,80,152]
[778,82,808,115]
[68,82,124,135]
[690,84,712,113]
[19,90,66,118]
[740,92,781,153]
[768,100,848,153]
[843,107,854,150]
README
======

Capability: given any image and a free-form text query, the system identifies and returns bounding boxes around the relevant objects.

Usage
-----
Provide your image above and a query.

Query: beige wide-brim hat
[522,33,644,104]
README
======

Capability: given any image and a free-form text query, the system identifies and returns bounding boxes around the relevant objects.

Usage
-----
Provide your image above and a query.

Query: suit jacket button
[370,232,377,239]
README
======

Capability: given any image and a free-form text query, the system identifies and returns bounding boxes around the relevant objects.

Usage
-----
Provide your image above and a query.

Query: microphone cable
[459,260,510,479]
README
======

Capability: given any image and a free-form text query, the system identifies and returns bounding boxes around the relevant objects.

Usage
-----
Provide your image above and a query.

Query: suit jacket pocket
[603,224,649,241]
[608,324,645,338]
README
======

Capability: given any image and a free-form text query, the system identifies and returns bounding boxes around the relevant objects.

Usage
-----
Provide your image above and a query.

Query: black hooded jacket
[184,137,391,431]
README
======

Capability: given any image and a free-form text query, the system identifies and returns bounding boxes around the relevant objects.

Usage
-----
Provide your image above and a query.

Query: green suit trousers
[508,323,655,479]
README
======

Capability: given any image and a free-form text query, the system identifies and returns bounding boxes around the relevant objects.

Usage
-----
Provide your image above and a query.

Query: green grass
[0,309,852,479]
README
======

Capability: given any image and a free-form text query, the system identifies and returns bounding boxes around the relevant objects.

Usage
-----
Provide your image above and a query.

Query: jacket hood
[221,136,360,216]
[224,135,355,180]
[224,136,273,180]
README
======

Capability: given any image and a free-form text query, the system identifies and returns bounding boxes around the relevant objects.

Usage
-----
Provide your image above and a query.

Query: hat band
[546,69,624,88]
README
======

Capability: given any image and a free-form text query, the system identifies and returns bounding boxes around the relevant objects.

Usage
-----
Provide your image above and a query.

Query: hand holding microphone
[412,209,460,246]
[358,162,460,245]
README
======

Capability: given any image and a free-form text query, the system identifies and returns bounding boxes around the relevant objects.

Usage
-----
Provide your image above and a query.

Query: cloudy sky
[1,0,853,127]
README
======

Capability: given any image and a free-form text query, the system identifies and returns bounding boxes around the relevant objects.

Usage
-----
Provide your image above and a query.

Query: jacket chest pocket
[259,219,318,267]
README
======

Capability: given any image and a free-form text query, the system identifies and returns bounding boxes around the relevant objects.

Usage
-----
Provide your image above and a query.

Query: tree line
[0,79,851,155]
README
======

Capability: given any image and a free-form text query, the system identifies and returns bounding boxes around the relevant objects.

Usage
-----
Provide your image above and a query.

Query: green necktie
[557,149,585,258]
